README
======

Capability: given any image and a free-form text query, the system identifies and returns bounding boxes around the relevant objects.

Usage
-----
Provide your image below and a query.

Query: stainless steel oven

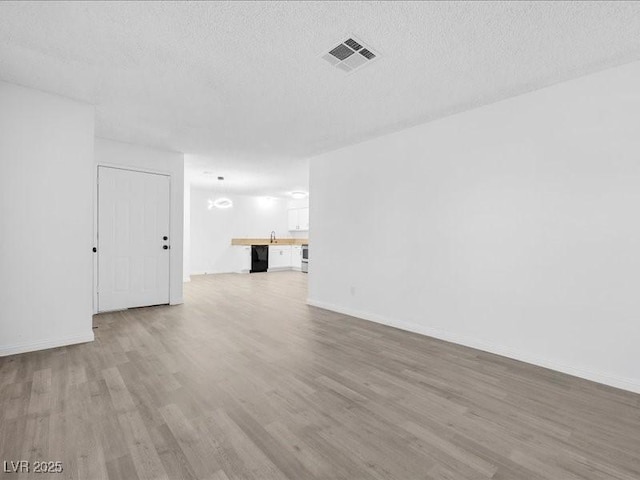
[301,244,308,273]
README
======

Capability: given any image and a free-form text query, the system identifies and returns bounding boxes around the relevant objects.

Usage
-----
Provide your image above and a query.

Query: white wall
[184,178,191,282]
[309,60,640,394]
[0,81,95,355]
[94,138,184,306]
[190,189,292,274]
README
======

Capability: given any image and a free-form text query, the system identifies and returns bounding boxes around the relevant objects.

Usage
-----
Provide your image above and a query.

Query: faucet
[270,231,276,243]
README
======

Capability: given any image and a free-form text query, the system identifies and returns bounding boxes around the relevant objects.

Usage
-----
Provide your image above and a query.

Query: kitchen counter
[231,238,308,246]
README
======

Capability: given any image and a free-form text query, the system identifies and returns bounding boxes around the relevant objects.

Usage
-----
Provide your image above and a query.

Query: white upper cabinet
[288,207,309,231]
[287,209,299,231]
[298,207,309,231]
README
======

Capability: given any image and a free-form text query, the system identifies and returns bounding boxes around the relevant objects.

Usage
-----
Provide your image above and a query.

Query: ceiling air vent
[359,48,375,60]
[344,38,362,51]
[322,36,378,74]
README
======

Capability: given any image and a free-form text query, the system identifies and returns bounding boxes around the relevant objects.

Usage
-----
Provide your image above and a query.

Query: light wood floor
[1,272,639,480]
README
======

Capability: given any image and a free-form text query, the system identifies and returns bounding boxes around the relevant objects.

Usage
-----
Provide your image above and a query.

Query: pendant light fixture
[207,176,233,209]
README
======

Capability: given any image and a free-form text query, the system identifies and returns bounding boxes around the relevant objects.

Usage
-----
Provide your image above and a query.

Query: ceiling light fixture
[290,191,308,199]
[212,198,233,209]
[208,176,233,209]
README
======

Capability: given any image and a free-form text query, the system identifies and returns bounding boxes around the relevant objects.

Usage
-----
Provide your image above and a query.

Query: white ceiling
[2,1,640,194]
[185,153,309,197]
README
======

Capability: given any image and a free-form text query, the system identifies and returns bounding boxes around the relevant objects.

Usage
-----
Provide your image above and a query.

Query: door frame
[93,164,173,313]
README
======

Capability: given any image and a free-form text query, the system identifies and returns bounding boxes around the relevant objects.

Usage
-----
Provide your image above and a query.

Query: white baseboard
[0,331,95,357]
[306,298,640,395]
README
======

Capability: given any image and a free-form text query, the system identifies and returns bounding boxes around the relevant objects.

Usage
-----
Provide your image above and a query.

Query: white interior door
[98,166,170,311]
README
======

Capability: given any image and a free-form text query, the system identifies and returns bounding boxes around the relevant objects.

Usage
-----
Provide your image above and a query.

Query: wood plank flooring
[1,271,640,479]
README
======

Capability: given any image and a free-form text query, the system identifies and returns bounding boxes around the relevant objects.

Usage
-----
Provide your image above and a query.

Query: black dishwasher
[251,245,269,273]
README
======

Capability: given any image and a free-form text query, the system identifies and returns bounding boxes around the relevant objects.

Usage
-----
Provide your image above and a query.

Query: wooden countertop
[231,238,308,246]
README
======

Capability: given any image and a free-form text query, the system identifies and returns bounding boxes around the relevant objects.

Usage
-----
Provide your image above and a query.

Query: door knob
[163,236,168,240]
[163,245,169,250]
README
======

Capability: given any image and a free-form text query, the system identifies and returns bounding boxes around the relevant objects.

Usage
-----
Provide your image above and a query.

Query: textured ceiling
[1,1,640,194]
